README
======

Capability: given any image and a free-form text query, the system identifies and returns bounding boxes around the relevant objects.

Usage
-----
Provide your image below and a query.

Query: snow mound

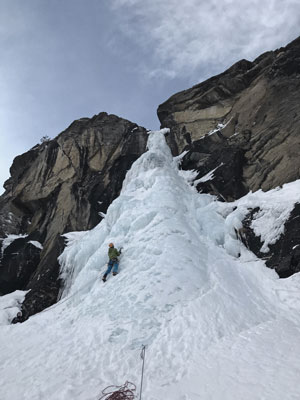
[0,290,27,326]
[1,130,300,400]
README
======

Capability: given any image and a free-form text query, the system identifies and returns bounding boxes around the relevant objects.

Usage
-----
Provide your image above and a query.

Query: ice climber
[102,243,122,282]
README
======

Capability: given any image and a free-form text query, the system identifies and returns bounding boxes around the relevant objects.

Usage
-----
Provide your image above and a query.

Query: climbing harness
[98,381,136,399]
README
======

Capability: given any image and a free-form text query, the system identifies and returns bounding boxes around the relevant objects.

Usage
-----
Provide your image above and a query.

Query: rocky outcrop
[241,203,300,278]
[179,131,247,201]
[159,36,300,276]
[0,235,42,295]
[159,36,300,194]
[0,112,148,319]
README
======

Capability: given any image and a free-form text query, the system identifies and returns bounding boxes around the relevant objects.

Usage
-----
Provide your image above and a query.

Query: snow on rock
[28,241,43,250]
[0,130,300,400]
[204,118,232,137]
[0,291,28,326]
[227,182,300,253]
[194,162,224,185]
[1,234,28,254]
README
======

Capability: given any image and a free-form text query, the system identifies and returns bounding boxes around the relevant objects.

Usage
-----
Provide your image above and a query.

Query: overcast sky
[1,0,300,193]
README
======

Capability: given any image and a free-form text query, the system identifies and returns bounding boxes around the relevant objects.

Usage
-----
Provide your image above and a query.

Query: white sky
[1,0,299,193]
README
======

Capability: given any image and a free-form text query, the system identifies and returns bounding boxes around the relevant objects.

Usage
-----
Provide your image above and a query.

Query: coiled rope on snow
[98,345,146,400]
[98,381,136,399]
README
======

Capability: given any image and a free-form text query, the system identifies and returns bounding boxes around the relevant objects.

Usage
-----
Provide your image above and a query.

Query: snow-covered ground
[1,129,300,400]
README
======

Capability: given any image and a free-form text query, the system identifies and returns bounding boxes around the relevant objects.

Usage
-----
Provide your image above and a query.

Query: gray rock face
[0,236,42,295]
[179,132,247,201]
[0,112,148,319]
[158,36,300,193]
[158,36,300,277]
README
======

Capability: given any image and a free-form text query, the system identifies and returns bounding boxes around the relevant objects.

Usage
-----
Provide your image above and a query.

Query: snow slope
[1,129,300,400]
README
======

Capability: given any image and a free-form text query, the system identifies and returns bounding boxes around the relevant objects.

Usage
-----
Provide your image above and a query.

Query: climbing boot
[113,272,118,276]
[102,274,107,282]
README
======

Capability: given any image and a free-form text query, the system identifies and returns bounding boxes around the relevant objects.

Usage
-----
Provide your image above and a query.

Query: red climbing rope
[98,381,136,400]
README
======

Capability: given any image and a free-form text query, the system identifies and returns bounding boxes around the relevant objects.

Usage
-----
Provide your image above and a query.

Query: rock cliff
[0,113,148,319]
[159,36,300,194]
[158,36,300,277]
